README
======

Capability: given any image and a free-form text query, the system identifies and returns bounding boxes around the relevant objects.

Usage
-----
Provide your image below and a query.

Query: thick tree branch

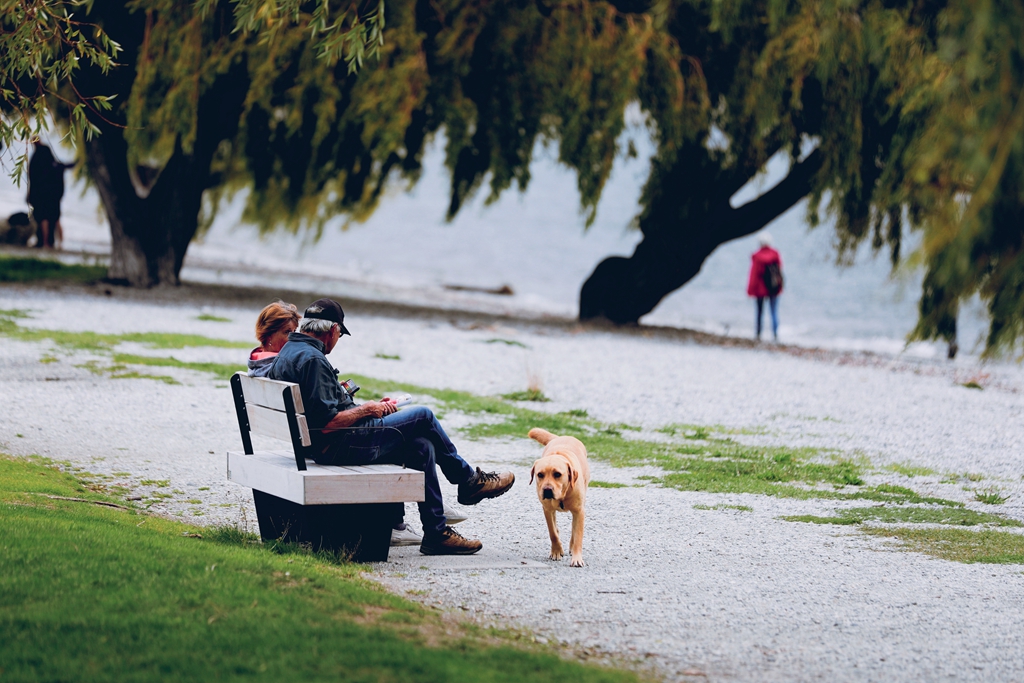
[720,148,823,243]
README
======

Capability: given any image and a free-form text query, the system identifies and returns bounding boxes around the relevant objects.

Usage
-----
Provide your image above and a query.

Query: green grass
[0,310,249,352]
[942,471,986,484]
[111,370,180,385]
[0,256,107,284]
[112,354,246,381]
[960,381,984,390]
[782,506,1021,527]
[974,488,1009,505]
[485,338,529,348]
[883,462,937,478]
[344,375,968,507]
[862,527,1024,564]
[0,454,638,683]
[77,360,182,385]
[196,314,232,322]
[0,308,30,319]
[694,504,753,512]
[589,481,629,489]
[502,389,551,402]
[374,352,401,360]
[657,423,766,438]
[0,312,250,352]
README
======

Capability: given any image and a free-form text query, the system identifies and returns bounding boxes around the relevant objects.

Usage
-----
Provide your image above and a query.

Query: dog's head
[529,453,577,502]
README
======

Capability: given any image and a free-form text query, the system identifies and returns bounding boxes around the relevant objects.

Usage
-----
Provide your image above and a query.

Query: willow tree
[731,0,1024,355]
[570,0,1024,358]
[2,0,386,286]
[6,0,1024,355]
[4,0,683,286]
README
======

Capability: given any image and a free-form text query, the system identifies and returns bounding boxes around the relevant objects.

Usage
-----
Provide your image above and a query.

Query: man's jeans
[756,296,779,340]
[315,406,475,535]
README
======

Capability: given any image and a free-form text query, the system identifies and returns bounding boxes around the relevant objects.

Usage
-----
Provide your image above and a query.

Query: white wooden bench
[227,372,424,561]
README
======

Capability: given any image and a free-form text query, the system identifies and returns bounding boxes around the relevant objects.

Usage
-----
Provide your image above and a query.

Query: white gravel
[1,283,1023,682]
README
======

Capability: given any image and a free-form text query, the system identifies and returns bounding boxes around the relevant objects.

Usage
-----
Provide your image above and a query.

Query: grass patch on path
[0,310,249,352]
[111,354,245,381]
[694,504,753,512]
[783,504,1024,565]
[0,454,638,683]
[348,375,960,506]
[783,506,1021,528]
[862,527,1024,564]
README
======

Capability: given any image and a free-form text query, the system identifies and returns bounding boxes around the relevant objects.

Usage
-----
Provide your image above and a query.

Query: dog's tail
[528,428,556,445]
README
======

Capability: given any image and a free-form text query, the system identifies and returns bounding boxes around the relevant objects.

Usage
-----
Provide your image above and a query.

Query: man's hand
[323,399,397,432]
[363,399,397,418]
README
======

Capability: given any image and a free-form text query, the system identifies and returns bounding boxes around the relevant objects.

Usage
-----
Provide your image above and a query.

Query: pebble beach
[1,280,1023,682]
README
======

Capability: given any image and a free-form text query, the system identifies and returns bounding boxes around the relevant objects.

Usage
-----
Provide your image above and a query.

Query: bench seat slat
[227,451,424,505]
[250,454,408,478]
[237,374,305,413]
[246,403,311,447]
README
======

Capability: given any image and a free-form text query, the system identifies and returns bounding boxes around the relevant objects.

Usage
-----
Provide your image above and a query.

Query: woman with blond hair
[247,301,300,377]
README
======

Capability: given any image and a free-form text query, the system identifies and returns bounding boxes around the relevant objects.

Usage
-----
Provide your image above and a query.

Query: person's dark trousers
[315,406,475,535]
[755,296,779,340]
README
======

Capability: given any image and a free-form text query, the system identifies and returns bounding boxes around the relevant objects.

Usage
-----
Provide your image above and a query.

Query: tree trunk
[86,134,205,287]
[579,150,823,323]
[81,53,249,287]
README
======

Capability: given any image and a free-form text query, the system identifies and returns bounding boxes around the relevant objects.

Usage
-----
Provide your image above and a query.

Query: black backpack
[762,261,783,296]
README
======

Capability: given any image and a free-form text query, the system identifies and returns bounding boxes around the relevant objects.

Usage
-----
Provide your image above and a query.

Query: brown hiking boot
[457,467,515,505]
[419,526,483,555]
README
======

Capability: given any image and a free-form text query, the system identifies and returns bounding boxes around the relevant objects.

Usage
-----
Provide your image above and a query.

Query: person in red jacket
[747,233,783,341]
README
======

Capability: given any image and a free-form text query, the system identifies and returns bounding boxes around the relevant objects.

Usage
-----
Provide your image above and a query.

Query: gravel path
[2,283,1023,682]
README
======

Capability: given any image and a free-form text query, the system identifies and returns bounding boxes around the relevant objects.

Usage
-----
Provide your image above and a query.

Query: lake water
[0,134,990,359]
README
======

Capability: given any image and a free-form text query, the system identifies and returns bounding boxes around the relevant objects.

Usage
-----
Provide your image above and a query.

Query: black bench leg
[252,490,400,562]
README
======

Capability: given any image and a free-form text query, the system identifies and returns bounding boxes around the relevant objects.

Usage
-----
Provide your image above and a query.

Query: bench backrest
[230,372,311,471]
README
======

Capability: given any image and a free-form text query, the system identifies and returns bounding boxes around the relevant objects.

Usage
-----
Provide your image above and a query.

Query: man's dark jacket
[267,333,355,448]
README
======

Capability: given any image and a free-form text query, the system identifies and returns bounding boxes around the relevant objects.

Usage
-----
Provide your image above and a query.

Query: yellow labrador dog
[528,427,590,567]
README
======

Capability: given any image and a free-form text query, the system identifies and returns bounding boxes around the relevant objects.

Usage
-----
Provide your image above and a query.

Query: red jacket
[747,246,783,297]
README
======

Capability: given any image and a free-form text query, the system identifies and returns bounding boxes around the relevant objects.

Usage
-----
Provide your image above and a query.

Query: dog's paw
[569,556,585,568]
[549,548,564,561]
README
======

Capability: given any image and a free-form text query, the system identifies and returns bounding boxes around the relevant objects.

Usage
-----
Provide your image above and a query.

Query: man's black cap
[304,298,351,336]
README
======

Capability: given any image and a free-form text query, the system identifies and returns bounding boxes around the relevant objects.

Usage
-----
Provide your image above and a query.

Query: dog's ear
[565,463,575,489]
[529,464,536,485]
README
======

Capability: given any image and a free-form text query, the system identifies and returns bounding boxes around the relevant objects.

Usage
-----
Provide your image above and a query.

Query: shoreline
[2,243,972,360]
[2,259,1019,395]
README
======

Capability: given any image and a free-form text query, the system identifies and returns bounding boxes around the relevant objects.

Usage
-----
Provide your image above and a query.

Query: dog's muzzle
[542,488,554,499]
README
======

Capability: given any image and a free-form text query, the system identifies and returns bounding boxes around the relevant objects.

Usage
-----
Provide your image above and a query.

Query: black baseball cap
[304,298,351,336]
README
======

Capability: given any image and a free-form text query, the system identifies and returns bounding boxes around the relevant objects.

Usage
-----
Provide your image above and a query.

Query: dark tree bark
[83,60,249,287]
[70,3,248,287]
[579,148,823,323]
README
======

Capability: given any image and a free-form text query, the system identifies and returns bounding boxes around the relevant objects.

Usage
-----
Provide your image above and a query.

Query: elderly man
[268,298,514,555]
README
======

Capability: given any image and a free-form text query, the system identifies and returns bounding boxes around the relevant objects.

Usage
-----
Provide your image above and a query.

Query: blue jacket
[267,333,356,446]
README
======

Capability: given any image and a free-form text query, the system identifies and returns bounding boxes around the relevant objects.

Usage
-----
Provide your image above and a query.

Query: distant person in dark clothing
[27,140,74,249]
[747,232,784,341]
